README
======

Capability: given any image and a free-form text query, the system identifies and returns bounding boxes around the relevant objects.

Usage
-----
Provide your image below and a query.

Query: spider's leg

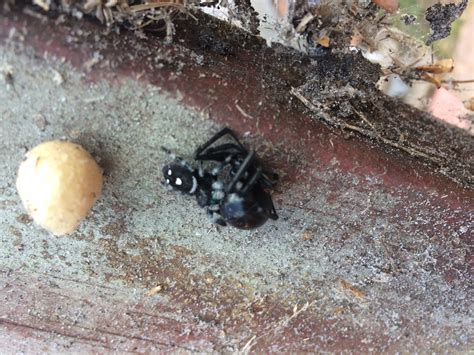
[210,161,230,177]
[196,188,211,207]
[267,195,278,220]
[161,146,193,170]
[199,144,276,188]
[161,146,176,157]
[207,207,227,226]
[225,151,256,193]
[256,188,278,220]
[213,215,227,227]
[211,187,226,202]
[241,167,263,194]
[260,171,279,188]
[208,204,221,211]
[205,152,246,177]
[195,127,247,158]
[195,143,245,161]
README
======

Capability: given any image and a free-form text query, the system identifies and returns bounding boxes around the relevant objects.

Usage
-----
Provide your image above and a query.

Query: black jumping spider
[162,128,278,229]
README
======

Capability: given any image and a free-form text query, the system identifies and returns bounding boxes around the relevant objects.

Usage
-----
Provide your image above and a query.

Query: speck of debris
[33,114,48,131]
[51,69,64,85]
[425,0,468,45]
[16,214,32,224]
[401,13,416,25]
[1,63,14,85]
[83,51,103,71]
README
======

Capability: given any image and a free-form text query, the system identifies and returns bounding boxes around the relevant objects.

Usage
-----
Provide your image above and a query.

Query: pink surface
[429,87,472,130]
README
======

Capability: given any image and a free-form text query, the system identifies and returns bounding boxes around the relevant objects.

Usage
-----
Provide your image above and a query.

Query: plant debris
[339,279,366,300]
[1,63,19,96]
[144,284,163,297]
[27,0,210,41]
[290,0,392,50]
[290,52,474,187]
[425,0,468,45]
[231,0,260,35]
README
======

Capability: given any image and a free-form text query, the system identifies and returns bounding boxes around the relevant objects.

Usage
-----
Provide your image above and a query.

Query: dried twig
[238,301,314,354]
[129,1,185,13]
[290,87,446,166]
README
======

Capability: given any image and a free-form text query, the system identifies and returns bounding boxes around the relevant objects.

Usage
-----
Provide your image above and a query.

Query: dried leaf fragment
[296,12,316,33]
[421,74,442,88]
[145,285,163,297]
[317,36,330,48]
[339,279,366,299]
[416,58,454,74]
[464,97,474,112]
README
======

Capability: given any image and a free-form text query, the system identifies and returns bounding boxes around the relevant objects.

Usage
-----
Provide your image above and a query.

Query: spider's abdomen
[220,192,268,229]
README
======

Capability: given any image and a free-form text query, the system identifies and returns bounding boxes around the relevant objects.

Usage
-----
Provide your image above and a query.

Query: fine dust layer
[0,44,472,351]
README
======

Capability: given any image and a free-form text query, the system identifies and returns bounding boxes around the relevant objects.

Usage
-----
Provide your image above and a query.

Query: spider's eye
[166,179,170,184]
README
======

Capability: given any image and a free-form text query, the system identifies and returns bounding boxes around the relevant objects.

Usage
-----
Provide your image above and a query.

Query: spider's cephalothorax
[162,163,197,194]
[161,156,214,209]
[162,127,278,229]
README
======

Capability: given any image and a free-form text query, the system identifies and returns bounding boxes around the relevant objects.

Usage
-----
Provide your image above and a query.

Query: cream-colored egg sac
[16,140,103,235]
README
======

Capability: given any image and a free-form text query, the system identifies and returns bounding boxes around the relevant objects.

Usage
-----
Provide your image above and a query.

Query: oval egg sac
[16,140,103,235]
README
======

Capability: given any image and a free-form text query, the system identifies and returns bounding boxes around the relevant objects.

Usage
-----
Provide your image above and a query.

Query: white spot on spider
[212,181,223,190]
[236,182,243,190]
[166,179,170,184]
[228,193,243,203]
[213,191,225,200]
[176,177,183,186]
[167,169,172,176]
[189,176,198,194]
